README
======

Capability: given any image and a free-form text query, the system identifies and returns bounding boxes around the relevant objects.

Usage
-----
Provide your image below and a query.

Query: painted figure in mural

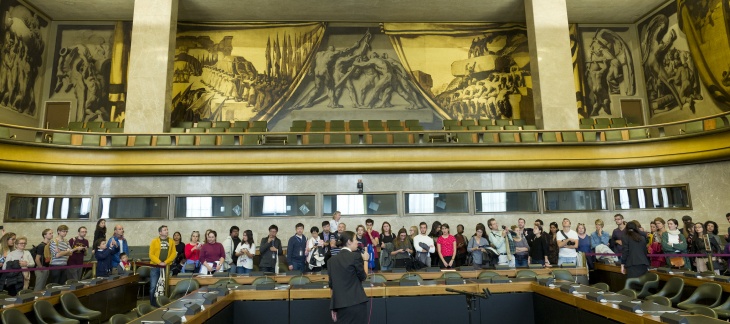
[586,61,611,116]
[351,51,392,109]
[297,30,372,109]
[331,35,372,108]
[53,44,109,122]
[686,0,717,43]
[584,29,636,117]
[641,14,701,114]
[381,53,424,110]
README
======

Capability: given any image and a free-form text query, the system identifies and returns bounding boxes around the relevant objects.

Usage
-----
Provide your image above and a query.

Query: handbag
[464,238,475,266]
[669,256,685,268]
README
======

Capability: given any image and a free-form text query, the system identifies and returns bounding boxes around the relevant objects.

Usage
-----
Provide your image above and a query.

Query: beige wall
[1,159,728,246]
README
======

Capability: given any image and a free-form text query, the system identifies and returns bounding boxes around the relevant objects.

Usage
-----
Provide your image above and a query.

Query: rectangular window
[405,192,468,214]
[5,195,91,221]
[99,196,169,219]
[543,189,607,212]
[613,185,690,210]
[323,194,397,216]
[174,196,243,218]
[474,191,539,213]
[250,195,315,217]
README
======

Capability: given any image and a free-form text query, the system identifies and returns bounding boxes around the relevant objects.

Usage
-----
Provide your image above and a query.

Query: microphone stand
[445,287,489,324]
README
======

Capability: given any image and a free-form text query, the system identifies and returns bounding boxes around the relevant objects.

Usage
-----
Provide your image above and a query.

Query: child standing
[94,238,119,277]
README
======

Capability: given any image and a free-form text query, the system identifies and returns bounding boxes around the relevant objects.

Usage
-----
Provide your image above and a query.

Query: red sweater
[185,243,200,261]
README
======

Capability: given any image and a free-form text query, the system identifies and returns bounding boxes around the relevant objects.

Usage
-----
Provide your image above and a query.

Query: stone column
[525,0,579,129]
[124,0,178,133]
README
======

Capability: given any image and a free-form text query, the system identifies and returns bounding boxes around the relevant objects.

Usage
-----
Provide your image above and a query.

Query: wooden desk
[171,273,328,286]
[2,275,138,322]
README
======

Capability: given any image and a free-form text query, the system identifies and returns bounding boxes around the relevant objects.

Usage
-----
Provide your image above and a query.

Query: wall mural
[639,1,704,118]
[383,23,533,124]
[49,25,114,123]
[678,0,730,108]
[571,24,587,118]
[578,26,636,118]
[170,22,325,127]
[0,0,48,117]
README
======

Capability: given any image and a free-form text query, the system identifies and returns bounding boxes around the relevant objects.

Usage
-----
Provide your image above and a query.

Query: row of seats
[175,120,268,130]
[2,293,101,324]
[169,126,266,133]
[580,117,628,127]
[291,119,423,132]
[443,118,527,129]
[68,121,122,129]
[60,127,125,133]
[619,272,730,319]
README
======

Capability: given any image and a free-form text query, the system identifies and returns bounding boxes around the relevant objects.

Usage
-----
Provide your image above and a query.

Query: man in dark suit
[328,230,368,324]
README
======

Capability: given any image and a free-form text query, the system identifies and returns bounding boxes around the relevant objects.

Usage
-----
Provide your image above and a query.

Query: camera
[566,240,576,246]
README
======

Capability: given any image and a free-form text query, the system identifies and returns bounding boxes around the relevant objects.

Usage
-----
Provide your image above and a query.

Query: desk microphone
[159,307,182,324]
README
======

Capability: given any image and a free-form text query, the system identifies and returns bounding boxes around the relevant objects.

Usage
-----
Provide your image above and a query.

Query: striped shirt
[50,239,70,266]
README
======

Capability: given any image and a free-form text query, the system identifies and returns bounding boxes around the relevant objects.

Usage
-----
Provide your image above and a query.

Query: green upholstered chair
[647,277,684,305]
[247,127,267,133]
[169,279,200,300]
[177,135,195,146]
[233,120,250,129]
[520,132,537,143]
[712,295,730,319]
[85,121,102,129]
[409,126,424,131]
[81,135,101,146]
[177,121,193,128]
[579,118,594,125]
[68,121,84,129]
[348,120,365,131]
[645,295,671,306]
[169,127,185,133]
[677,282,723,310]
[486,125,502,131]
[107,127,124,133]
[392,133,411,144]
[582,131,597,142]
[628,128,648,139]
[87,127,107,133]
[461,119,476,127]
[478,271,499,279]
[368,120,384,131]
[311,120,326,129]
[495,119,510,126]
[683,120,704,134]
[291,120,307,129]
[610,118,627,127]
[405,120,420,128]
[110,135,128,147]
[624,272,659,298]
[441,272,463,279]
[499,132,516,143]
[605,130,623,141]
[2,308,31,324]
[0,126,16,139]
[579,124,593,129]
[386,120,402,129]
[208,127,225,133]
[109,314,133,324]
[34,299,79,324]
[289,276,312,285]
[541,132,558,142]
[617,288,637,299]
[251,120,268,130]
[593,124,610,129]
[442,120,459,129]
[196,121,212,128]
[330,120,346,131]
[134,135,152,146]
[52,133,72,145]
[512,119,526,126]
[595,118,610,125]
[198,135,216,146]
[227,127,244,133]
[329,133,347,145]
[551,270,574,281]
[389,126,405,131]
[478,119,493,126]
[370,133,388,144]
[60,293,102,322]
[559,132,577,142]
[189,127,205,133]
[516,270,537,278]
[688,306,718,318]
[241,134,260,146]
[252,277,276,286]
[306,134,325,145]
[504,125,521,131]
[156,295,172,307]
[136,303,156,317]
[590,283,609,291]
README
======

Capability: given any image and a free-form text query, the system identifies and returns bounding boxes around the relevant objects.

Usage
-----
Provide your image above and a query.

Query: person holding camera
[467,227,490,269]
[557,218,579,266]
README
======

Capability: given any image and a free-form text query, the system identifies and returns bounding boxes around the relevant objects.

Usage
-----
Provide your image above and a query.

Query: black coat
[620,234,649,267]
[328,248,367,310]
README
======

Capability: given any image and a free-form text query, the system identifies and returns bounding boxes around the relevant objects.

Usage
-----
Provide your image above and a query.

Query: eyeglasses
[16,242,26,245]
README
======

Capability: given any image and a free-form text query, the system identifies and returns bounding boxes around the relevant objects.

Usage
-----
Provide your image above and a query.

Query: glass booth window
[475,191,539,213]
[543,189,607,212]
[6,195,91,221]
[99,196,168,219]
[174,196,243,218]
[405,193,468,214]
[323,194,397,216]
[250,195,315,217]
[614,185,690,210]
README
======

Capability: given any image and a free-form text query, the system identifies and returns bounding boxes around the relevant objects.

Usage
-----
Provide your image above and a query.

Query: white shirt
[558,229,579,258]
[235,242,255,269]
[413,234,435,253]
[329,219,340,232]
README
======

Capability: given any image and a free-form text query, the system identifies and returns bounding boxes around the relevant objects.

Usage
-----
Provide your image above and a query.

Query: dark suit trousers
[335,301,368,324]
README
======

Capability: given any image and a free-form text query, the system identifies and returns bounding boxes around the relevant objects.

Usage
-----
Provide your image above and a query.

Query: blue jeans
[381,265,391,271]
[149,267,162,307]
[236,267,251,274]
[181,259,198,273]
[558,256,577,265]
[531,259,545,266]
[515,255,528,267]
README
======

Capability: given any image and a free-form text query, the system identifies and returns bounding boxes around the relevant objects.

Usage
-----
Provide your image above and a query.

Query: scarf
[667,229,681,235]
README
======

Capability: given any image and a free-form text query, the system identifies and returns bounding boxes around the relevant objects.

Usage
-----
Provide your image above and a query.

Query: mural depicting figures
[383,23,532,123]
[578,26,636,118]
[0,0,48,117]
[639,2,703,117]
[49,25,114,123]
[170,22,324,127]
[678,0,730,109]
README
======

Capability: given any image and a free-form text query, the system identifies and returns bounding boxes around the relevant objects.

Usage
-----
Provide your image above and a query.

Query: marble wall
[1,160,729,246]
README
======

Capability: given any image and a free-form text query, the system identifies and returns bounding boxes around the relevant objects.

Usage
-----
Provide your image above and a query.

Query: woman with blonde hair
[6,236,35,290]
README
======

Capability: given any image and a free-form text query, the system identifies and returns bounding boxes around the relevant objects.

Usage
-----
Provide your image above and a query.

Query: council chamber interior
[1,0,730,323]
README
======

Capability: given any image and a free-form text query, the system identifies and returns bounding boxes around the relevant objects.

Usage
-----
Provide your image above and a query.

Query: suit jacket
[620,234,649,267]
[328,248,367,310]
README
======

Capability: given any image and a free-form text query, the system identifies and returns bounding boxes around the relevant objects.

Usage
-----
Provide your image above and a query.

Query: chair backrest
[590,283,609,291]
[34,300,67,323]
[542,132,558,142]
[233,121,250,129]
[579,118,594,125]
[289,276,312,285]
[684,282,722,307]
[251,120,268,130]
[551,270,574,281]
[311,120,326,129]
[169,279,200,299]
[196,121,213,128]
[109,314,133,324]
[156,295,172,307]
[516,270,537,278]
[134,135,152,146]
[208,127,225,133]
[495,119,510,126]
[605,130,623,141]
[252,277,276,286]
[441,272,463,279]
[178,121,194,129]
[60,292,83,314]
[65,279,79,285]
[2,308,31,324]
[478,271,499,278]
[512,119,526,126]
[400,273,423,282]
[460,120,476,127]
[595,118,610,125]
[110,135,128,147]
[137,266,151,278]
[371,274,387,283]
[684,120,704,134]
[645,295,671,306]
[86,121,103,129]
[688,306,718,318]
[81,135,101,146]
[136,303,156,316]
[657,277,684,301]
[617,288,637,298]
[628,128,648,139]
